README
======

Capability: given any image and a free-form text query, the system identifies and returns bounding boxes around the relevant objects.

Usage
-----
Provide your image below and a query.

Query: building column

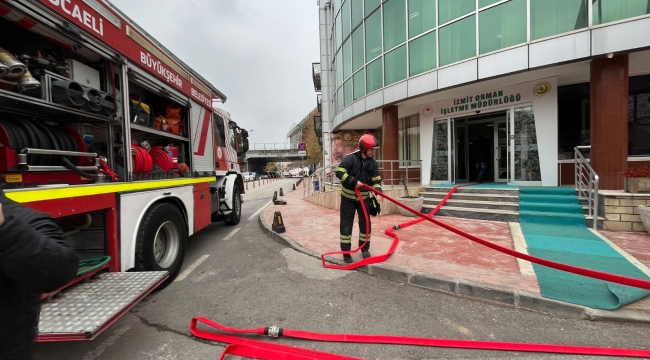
[382,105,399,185]
[590,54,629,190]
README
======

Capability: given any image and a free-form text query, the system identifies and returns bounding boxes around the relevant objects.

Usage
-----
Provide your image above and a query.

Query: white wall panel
[352,98,366,117]
[593,17,650,55]
[478,46,528,79]
[438,60,478,89]
[408,71,438,97]
[529,31,590,68]
[383,81,409,105]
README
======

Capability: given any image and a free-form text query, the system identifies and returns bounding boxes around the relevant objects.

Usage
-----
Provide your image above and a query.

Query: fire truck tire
[135,203,187,285]
[225,185,242,226]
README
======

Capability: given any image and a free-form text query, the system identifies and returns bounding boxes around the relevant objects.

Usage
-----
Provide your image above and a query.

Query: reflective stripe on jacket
[335,151,382,201]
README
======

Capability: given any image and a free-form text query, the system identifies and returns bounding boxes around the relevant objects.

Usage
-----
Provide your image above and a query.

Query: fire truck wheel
[135,203,187,285]
[225,185,242,226]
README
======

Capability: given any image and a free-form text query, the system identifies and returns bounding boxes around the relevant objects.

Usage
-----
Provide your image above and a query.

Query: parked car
[260,172,269,179]
[243,172,253,182]
[282,171,291,177]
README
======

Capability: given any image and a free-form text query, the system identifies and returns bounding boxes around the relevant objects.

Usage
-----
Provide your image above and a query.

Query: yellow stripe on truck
[5,177,217,203]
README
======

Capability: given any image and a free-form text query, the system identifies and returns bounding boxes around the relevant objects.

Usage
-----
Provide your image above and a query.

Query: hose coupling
[394,224,401,230]
[266,325,283,338]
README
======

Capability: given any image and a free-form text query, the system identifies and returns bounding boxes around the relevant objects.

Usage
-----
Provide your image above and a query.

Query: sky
[109,0,321,146]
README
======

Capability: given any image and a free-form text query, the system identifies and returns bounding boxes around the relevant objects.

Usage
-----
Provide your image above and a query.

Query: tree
[265,162,277,171]
[301,118,323,168]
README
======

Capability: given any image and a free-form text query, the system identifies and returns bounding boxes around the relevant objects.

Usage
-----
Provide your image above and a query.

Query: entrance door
[495,119,508,182]
[455,124,469,183]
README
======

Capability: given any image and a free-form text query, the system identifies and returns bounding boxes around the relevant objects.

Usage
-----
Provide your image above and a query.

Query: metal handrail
[302,159,424,198]
[575,146,599,229]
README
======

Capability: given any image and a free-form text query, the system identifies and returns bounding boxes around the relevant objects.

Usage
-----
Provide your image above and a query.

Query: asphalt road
[33,178,650,360]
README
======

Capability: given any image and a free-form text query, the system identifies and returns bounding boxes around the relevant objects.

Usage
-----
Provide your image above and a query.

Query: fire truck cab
[0,0,248,342]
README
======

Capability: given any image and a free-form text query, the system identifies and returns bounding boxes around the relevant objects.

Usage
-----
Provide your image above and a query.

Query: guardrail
[575,146,599,230]
[303,159,423,198]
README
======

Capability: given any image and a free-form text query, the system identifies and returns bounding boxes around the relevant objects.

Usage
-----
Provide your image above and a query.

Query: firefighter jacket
[0,190,79,360]
[335,151,382,201]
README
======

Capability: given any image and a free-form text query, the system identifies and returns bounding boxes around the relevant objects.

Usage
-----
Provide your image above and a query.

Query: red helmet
[358,134,379,152]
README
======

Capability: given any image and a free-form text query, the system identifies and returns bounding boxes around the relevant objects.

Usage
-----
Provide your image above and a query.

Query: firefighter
[0,189,79,359]
[335,134,382,263]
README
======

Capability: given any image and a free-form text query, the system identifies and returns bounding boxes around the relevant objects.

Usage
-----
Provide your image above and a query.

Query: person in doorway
[475,135,490,183]
[0,189,79,360]
[335,134,383,263]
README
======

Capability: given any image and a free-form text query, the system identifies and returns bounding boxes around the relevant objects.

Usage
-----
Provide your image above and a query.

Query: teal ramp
[519,187,650,310]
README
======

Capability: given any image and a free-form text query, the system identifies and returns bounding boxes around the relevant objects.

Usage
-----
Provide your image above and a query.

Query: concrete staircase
[419,186,604,227]
[419,186,520,222]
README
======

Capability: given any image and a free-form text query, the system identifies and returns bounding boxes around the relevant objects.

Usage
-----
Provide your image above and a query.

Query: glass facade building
[329,0,650,114]
[318,0,650,193]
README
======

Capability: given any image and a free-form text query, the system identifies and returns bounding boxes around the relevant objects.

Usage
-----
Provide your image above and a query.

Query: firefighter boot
[359,239,371,259]
[341,243,353,263]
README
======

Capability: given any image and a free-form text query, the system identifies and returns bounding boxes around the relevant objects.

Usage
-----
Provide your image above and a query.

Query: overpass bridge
[244,143,305,173]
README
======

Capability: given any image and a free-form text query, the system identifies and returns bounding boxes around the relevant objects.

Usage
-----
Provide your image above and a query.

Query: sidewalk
[260,186,650,323]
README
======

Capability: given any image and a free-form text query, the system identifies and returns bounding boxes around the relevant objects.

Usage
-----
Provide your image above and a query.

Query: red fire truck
[0,0,248,342]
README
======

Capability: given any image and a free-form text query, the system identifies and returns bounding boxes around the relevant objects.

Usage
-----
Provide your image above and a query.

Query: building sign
[421,77,556,120]
[439,90,522,116]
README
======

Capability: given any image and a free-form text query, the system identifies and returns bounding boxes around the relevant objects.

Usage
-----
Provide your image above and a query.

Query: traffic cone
[272,211,286,233]
[279,188,284,196]
[273,191,278,202]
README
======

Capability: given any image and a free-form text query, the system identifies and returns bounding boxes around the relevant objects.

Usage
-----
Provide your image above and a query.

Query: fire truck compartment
[37,271,168,342]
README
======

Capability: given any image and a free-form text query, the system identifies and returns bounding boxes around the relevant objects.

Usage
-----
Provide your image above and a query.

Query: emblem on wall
[533,82,551,97]
[422,105,434,117]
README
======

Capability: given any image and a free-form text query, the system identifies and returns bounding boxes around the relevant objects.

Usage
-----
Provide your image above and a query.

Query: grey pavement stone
[368,264,411,283]
[409,273,457,294]
[457,280,516,306]
[516,290,587,319]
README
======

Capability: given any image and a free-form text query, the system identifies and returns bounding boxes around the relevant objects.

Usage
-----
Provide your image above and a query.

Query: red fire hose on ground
[190,316,650,359]
[190,185,650,358]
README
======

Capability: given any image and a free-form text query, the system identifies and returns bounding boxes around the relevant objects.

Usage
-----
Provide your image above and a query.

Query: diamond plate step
[38,271,168,341]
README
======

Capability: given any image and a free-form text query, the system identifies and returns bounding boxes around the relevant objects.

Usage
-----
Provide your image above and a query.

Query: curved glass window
[530,0,588,41]
[439,15,476,66]
[384,0,407,50]
[409,31,437,76]
[352,0,364,29]
[593,0,650,25]
[353,70,366,101]
[344,79,353,107]
[479,0,527,54]
[408,0,436,38]
[336,15,342,50]
[439,0,475,24]
[343,39,352,79]
[366,58,383,93]
[342,0,351,38]
[365,0,380,16]
[365,10,382,62]
[385,45,407,85]
[336,51,343,91]
[352,27,365,72]
[479,0,502,8]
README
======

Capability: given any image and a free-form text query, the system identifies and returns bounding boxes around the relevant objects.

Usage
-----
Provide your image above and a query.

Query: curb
[257,207,650,324]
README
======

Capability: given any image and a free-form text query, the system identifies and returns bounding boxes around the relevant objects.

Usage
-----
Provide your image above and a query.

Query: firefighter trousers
[340,197,371,252]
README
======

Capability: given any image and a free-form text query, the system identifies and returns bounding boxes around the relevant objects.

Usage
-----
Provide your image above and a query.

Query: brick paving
[263,185,650,307]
